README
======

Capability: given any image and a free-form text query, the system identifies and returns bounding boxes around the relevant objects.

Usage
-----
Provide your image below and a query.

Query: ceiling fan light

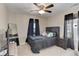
[39,10,45,14]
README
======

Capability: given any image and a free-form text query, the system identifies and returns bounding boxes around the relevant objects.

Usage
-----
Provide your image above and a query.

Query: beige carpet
[17,43,76,56]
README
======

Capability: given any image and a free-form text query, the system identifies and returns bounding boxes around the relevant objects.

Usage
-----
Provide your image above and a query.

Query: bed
[27,27,60,53]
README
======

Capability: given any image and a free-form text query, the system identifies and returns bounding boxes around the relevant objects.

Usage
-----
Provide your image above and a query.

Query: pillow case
[41,31,47,36]
[47,32,56,37]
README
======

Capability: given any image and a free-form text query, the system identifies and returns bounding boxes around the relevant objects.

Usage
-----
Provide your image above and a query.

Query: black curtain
[26,18,40,42]
[26,18,34,42]
[65,13,73,20]
[64,13,74,49]
[35,19,40,36]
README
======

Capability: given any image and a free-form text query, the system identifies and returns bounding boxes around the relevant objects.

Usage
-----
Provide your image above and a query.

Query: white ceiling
[5,3,79,17]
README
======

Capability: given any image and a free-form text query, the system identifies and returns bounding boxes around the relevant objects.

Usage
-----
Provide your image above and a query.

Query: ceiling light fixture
[38,10,45,14]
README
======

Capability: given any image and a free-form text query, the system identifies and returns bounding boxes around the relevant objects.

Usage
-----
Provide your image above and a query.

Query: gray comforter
[27,36,57,53]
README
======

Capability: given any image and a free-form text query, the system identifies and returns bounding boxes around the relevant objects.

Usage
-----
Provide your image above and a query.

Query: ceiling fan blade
[45,4,54,9]
[44,10,52,13]
[33,3,40,8]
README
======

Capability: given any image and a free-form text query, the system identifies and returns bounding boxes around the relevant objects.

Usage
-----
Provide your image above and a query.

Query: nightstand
[58,38,66,49]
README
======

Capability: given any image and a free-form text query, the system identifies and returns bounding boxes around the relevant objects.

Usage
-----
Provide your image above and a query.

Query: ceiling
[5,3,79,17]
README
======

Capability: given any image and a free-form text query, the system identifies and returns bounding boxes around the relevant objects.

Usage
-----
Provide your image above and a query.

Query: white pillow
[47,32,53,37]
[41,31,47,36]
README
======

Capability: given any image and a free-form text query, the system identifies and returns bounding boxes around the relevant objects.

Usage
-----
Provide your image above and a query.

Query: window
[33,21,36,36]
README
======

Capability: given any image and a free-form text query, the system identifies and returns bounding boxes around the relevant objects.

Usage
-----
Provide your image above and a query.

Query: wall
[0,4,8,49]
[47,14,64,38]
[0,4,8,32]
[8,12,47,45]
[47,5,79,38]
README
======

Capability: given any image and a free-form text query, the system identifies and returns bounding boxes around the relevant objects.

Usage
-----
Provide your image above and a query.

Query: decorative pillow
[47,32,53,37]
[41,31,47,36]
[47,32,56,37]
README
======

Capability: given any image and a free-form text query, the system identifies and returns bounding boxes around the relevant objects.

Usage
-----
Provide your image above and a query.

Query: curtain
[26,18,34,42]
[35,19,40,36]
[64,13,74,49]
[26,18,40,42]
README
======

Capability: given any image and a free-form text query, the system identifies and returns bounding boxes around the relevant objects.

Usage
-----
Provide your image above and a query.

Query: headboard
[46,27,60,38]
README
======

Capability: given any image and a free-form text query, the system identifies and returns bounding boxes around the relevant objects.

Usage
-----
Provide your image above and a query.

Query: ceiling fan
[32,3,54,14]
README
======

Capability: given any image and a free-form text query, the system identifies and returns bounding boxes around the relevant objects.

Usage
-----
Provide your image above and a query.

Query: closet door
[73,18,79,51]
